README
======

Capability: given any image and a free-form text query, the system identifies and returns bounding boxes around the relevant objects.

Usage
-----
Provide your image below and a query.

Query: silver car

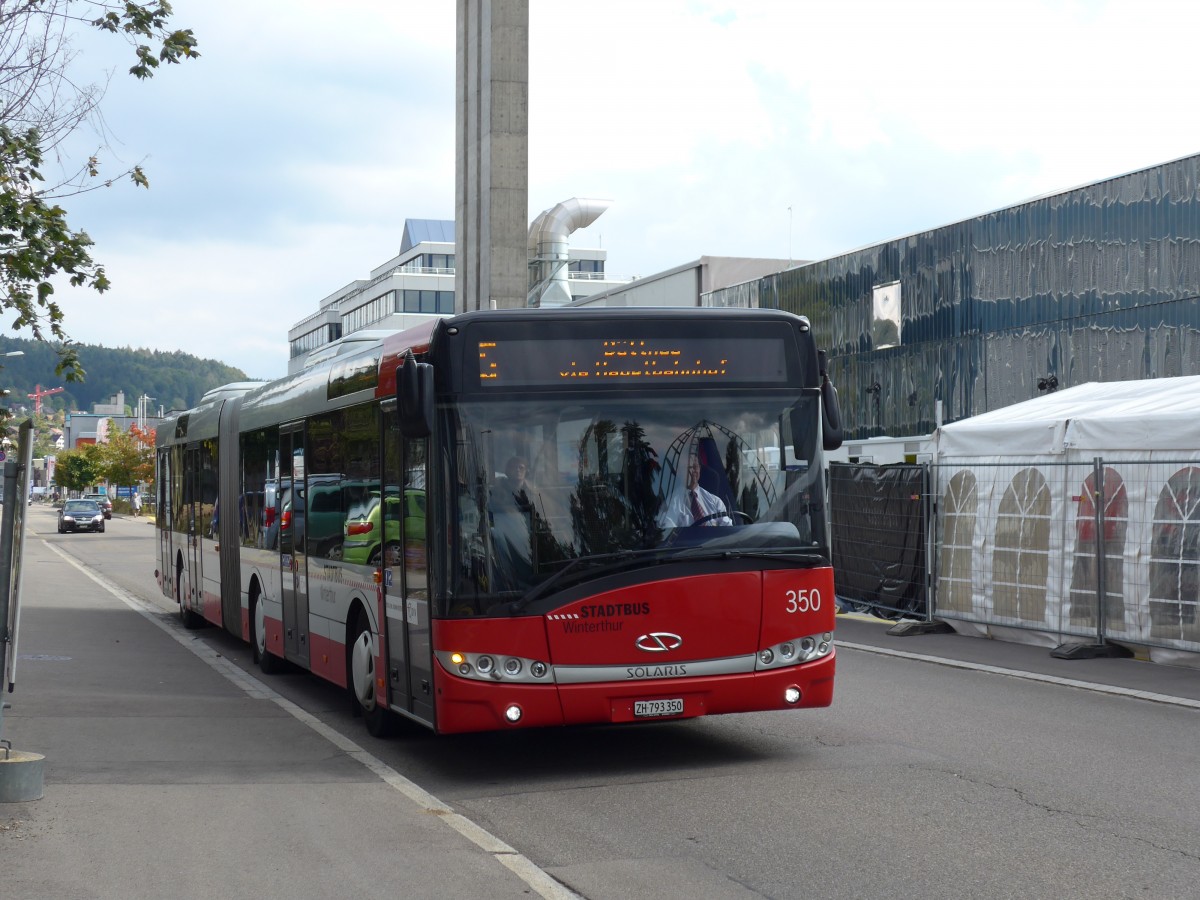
[83,493,113,519]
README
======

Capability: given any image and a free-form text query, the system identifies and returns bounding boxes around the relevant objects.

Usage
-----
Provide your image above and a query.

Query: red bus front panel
[431,567,836,734]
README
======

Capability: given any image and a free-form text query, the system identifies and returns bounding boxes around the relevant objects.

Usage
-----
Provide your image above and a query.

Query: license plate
[634,698,684,718]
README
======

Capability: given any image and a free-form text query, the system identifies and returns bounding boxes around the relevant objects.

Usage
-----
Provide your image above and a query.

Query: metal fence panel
[830,463,928,620]
[930,455,1200,655]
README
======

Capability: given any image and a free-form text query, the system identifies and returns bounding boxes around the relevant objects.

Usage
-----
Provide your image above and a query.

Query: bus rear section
[431,563,835,733]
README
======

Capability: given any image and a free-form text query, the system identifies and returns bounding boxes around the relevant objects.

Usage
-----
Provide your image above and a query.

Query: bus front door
[185,446,203,611]
[157,448,172,599]
[381,408,434,726]
[279,426,310,668]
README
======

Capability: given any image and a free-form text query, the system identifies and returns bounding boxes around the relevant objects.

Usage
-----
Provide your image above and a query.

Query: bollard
[0,747,45,802]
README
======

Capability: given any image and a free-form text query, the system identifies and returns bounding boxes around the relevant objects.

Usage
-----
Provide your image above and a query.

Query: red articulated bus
[155,307,844,735]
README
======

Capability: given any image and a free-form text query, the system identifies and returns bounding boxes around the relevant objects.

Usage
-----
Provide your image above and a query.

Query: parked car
[83,493,113,519]
[342,488,426,567]
[59,499,106,534]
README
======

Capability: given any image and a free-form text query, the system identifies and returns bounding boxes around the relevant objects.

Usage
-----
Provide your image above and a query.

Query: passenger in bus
[486,456,535,591]
[659,451,732,528]
[495,455,537,512]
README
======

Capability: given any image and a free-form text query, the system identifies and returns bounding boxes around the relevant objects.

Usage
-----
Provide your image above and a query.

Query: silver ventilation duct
[527,197,611,307]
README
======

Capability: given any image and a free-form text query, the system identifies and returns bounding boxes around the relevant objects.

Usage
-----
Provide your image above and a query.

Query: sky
[32,0,1200,380]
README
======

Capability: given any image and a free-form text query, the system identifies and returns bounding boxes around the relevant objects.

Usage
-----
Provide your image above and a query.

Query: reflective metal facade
[711,155,1200,440]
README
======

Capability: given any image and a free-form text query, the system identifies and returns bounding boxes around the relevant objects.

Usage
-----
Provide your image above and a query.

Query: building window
[402,289,454,314]
[342,291,395,334]
[290,324,340,358]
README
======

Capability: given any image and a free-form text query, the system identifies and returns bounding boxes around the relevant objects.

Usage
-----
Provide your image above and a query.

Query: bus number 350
[785,588,821,614]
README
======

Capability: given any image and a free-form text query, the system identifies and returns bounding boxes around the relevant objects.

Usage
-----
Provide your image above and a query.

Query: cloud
[55,221,403,380]
[17,0,1200,379]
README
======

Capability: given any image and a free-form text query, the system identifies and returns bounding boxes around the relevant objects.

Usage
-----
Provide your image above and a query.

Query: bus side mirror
[817,350,843,452]
[397,361,434,438]
[788,397,818,463]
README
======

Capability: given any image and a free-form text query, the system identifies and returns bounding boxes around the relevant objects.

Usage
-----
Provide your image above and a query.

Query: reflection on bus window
[439,394,826,617]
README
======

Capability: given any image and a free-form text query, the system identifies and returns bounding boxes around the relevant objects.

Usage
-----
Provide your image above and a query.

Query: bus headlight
[436,651,555,684]
[755,632,835,671]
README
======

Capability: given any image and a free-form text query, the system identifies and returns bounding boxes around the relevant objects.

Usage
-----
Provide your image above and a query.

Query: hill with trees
[0,336,250,417]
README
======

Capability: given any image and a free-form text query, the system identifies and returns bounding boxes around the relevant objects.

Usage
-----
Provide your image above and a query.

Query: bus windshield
[440,392,827,616]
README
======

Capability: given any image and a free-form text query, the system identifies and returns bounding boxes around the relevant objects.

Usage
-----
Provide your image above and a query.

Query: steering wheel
[692,510,753,527]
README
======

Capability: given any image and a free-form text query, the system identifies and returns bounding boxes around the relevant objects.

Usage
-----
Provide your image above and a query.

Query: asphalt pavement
[0,518,571,899]
[3,510,1199,899]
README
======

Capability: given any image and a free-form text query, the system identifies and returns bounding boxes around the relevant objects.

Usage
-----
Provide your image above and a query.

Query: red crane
[29,384,64,415]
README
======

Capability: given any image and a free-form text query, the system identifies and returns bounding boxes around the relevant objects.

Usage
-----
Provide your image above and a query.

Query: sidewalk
[0,535,563,899]
[833,613,1200,707]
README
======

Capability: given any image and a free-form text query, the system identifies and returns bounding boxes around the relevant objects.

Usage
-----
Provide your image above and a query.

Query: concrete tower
[455,0,529,312]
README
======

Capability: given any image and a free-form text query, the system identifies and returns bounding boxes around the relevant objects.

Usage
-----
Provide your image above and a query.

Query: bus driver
[659,451,732,528]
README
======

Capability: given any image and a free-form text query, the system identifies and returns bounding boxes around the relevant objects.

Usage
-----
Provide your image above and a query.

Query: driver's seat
[694,436,735,516]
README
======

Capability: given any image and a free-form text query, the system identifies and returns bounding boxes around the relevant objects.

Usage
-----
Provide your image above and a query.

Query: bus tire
[177,559,204,630]
[252,587,285,674]
[349,610,394,738]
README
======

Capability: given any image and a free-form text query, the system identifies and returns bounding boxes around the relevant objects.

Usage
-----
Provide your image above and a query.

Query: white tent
[930,376,1200,660]
[935,374,1200,457]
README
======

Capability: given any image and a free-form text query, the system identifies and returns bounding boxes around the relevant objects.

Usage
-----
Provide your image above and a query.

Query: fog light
[759,649,774,665]
[530,661,548,678]
[476,655,494,674]
[458,663,472,676]
[818,641,830,655]
[504,704,523,723]
[784,686,801,704]
[504,657,522,676]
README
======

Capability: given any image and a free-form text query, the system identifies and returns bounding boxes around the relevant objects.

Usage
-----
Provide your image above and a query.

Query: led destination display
[476,336,789,387]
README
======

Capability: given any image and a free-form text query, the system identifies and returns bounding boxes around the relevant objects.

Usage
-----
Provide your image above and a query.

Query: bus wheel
[252,590,284,674]
[349,612,394,737]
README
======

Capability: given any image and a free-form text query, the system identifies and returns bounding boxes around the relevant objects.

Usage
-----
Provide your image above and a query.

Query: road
[16,505,1200,899]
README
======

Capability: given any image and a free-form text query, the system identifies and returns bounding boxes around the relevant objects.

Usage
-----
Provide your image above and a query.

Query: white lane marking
[45,543,582,900]
[837,641,1200,710]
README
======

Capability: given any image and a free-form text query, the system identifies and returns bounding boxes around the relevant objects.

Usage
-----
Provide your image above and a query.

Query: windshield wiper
[509,547,666,612]
[676,549,830,567]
